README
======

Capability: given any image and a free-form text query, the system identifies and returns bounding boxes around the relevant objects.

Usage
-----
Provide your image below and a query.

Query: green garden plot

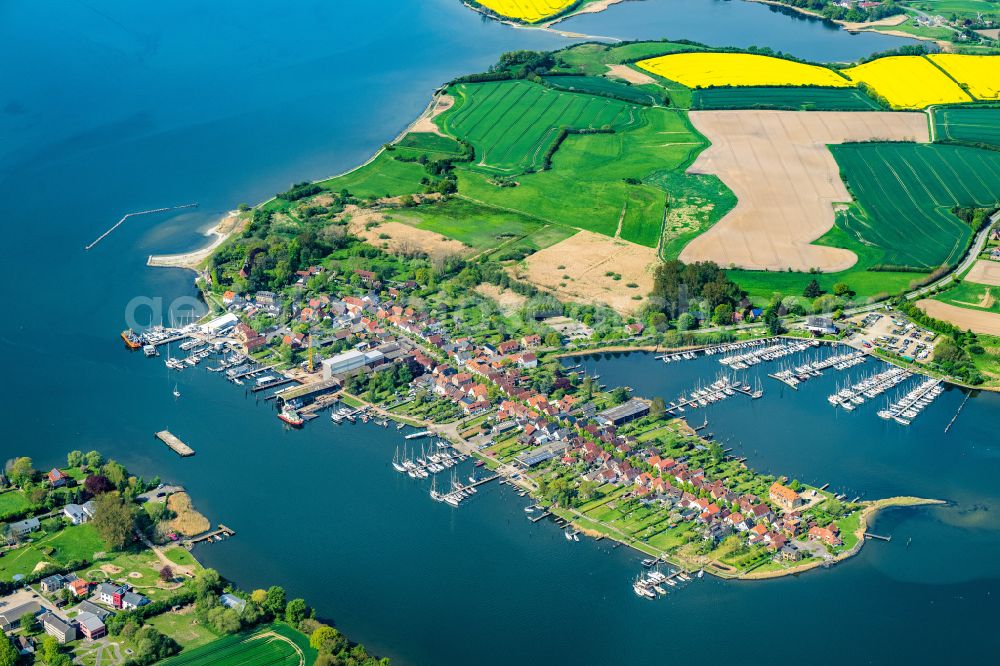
[441,80,643,174]
[692,86,883,111]
[934,107,1000,148]
[831,142,1000,269]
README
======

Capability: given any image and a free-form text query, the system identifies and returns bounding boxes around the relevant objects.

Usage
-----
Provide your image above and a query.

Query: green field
[729,224,929,304]
[395,131,464,155]
[313,151,427,200]
[542,75,662,105]
[441,80,644,174]
[388,197,545,249]
[456,104,718,247]
[934,278,1000,313]
[159,624,316,666]
[934,107,1000,148]
[907,0,999,19]
[831,142,999,269]
[692,86,884,111]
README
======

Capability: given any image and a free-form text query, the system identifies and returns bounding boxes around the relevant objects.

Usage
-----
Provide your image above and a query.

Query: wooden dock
[155,430,194,457]
[188,524,235,545]
[251,377,297,392]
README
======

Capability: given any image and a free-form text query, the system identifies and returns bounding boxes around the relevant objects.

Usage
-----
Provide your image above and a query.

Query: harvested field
[680,110,929,272]
[515,230,657,313]
[917,299,1000,336]
[347,209,472,260]
[605,64,656,85]
[965,260,1000,287]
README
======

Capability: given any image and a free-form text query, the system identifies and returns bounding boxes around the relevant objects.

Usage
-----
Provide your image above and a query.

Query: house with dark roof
[0,601,42,632]
[40,611,76,644]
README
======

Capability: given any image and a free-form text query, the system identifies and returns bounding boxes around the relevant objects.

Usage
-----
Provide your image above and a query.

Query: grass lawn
[148,611,220,650]
[0,524,109,582]
[164,546,201,569]
[0,490,35,520]
[45,524,107,563]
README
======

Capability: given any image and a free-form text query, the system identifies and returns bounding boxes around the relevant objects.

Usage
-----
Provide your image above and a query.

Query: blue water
[2,1,994,664]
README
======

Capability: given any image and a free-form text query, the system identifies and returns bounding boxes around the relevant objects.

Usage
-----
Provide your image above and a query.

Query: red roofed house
[769,482,803,512]
[48,469,68,488]
[808,525,842,547]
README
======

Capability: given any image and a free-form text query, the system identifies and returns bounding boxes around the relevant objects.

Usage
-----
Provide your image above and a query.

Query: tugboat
[278,406,304,428]
[121,329,143,349]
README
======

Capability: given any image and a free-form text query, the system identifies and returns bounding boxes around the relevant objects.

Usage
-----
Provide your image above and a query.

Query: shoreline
[744,0,952,52]
[739,496,946,579]
[147,210,244,271]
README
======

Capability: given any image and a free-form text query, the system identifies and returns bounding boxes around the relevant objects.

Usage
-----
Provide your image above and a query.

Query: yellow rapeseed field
[928,54,1000,100]
[475,0,577,22]
[843,56,973,109]
[635,52,852,88]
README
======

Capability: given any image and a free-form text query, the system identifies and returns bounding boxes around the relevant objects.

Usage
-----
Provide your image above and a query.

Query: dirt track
[917,299,1000,335]
[680,110,929,272]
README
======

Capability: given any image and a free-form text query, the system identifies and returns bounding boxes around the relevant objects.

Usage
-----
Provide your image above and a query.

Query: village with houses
[114,230,945,591]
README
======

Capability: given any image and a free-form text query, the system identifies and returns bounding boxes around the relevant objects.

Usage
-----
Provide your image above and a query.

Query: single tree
[285,598,308,626]
[84,474,114,497]
[84,450,104,468]
[66,451,83,468]
[91,492,136,550]
[0,634,17,666]
[7,457,34,486]
[159,565,174,582]
[264,586,287,617]
[803,279,822,299]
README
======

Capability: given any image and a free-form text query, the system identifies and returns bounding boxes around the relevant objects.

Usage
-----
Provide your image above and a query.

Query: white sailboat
[172,383,181,398]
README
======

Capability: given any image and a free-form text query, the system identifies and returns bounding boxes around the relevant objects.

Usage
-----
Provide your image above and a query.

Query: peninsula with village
[121,37,1000,595]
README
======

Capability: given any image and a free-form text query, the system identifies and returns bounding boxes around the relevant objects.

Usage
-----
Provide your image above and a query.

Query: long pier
[666,381,757,415]
[85,203,198,250]
[864,532,891,542]
[230,364,277,379]
[154,430,194,457]
[441,474,500,504]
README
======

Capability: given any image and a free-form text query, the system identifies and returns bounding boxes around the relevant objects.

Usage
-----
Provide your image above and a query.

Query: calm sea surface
[2,1,993,664]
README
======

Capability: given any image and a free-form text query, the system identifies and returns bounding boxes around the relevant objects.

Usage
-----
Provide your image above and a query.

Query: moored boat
[278,407,304,428]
